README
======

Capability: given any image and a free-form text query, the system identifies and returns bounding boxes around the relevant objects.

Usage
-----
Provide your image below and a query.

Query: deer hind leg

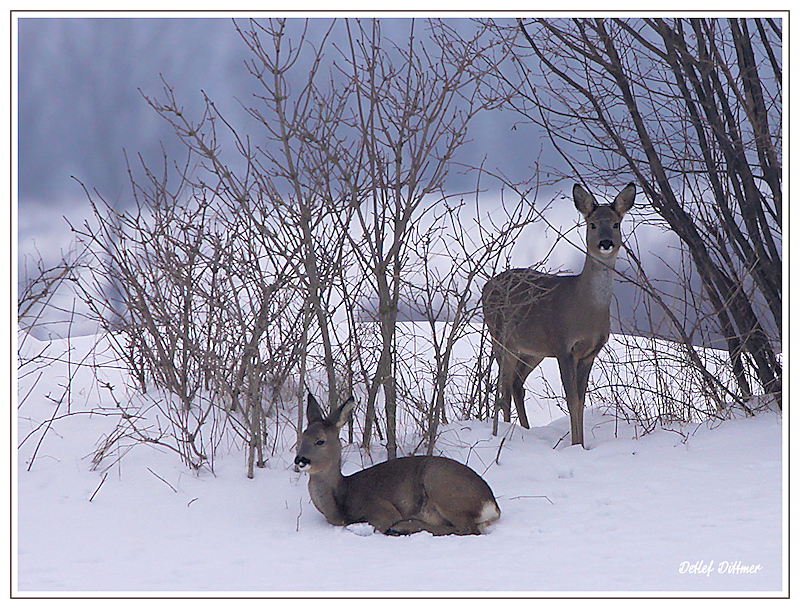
[389,504,460,536]
[389,519,471,536]
[426,504,497,536]
[419,471,495,536]
[385,518,440,536]
[512,355,543,429]
[416,505,481,536]
[441,499,501,536]
[494,350,516,423]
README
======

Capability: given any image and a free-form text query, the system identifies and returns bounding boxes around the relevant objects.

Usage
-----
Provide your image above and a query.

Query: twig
[296,498,303,533]
[26,395,62,472]
[89,472,109,502]
[553,431,570,450]
[509,494,555,505]
[148,467,178,493]
[494,436,506,465]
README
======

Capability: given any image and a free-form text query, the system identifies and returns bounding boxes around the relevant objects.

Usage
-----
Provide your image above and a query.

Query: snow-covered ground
[15,331,785,596]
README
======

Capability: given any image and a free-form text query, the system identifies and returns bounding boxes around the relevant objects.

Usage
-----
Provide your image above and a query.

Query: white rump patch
[476,501,501,533]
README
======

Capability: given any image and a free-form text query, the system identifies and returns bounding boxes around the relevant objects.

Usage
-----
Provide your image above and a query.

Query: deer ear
[331,396,355,429]
[573,183,598,218]
[306,393,325,424]
[612,182,636,217]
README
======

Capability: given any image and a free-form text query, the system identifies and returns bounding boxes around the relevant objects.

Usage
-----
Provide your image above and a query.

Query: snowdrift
[15,331,784,595]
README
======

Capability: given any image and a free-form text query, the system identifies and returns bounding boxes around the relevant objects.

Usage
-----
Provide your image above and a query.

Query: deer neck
[578,251,617,309]
[307,461,348,526]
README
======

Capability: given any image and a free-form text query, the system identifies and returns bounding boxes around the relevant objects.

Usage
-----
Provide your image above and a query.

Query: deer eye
[590,223,597,230]
[315,439,325,446]
[613,222,620,229]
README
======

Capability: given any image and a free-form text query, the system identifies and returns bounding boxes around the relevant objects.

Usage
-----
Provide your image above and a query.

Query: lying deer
[482,182,636,446]
[294,394,501,536]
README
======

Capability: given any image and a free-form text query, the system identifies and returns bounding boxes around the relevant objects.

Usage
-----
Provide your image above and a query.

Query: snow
[15,331,785,596]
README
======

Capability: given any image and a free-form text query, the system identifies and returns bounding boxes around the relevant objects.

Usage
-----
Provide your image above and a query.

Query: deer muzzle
[294,455,311,472]
[598,239,615,255]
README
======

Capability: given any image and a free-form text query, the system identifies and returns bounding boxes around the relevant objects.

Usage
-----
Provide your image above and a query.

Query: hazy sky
[18,18,259,204]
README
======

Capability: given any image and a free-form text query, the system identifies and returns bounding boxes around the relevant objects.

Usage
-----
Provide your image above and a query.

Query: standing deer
[294,393,501,536]
[482,182,636,447]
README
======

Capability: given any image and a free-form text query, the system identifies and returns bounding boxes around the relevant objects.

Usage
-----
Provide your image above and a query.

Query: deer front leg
[576,353,597,407]
[557,353,584,447]
[574,354,599,447]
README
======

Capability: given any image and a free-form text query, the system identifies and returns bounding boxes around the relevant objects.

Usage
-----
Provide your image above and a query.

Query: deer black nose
[598,239,614,252]
[295,455,310,467]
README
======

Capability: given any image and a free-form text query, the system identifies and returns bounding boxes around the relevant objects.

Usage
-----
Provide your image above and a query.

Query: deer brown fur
[482,183,636,446]
[295,394,501,535]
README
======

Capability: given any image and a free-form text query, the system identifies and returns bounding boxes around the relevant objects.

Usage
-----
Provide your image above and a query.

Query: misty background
[16,16,683,340]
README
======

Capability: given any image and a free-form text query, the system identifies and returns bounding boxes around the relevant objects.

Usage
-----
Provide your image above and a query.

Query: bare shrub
[71,149,304,475]
[55,18,527,473]
[471,17,782,435]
